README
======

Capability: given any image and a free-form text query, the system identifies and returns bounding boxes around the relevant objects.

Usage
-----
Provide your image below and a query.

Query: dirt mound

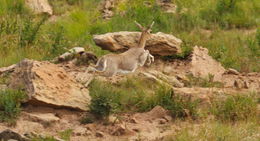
[8,59,91,111]
[189,46,226,81]
[93,32,182,56]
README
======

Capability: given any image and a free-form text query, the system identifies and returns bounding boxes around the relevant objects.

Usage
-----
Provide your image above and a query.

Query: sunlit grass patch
[165,120,260,141]
[211,93,258,122]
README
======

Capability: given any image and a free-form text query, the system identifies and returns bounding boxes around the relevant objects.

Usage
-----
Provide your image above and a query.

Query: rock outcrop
[156,0,177,13]
[93,32,182,56]
[25,0,53,15]
[101,0,117,19]
[0,64,16,75]
[8,59,91,111]
[189,46,226,81]
[0,129,27,141]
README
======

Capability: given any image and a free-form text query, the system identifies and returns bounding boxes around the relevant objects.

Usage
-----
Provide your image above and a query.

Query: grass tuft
[0,89,26,125]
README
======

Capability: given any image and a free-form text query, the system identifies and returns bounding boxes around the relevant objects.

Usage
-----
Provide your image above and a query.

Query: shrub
[0,89,26,124]
[147,84,199,119]
[88,77,199,120]
[211,94,258,121]
[88,80,121,120]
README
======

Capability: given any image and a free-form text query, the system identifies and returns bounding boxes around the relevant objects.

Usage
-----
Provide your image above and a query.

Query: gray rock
[93,32,182,56]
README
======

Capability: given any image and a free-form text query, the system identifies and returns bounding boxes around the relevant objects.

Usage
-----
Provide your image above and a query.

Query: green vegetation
[88,77,199,120]
[166,120,260,141]
[0,0,259,72]
[185,74,224,88]
[0,89,26,125]
[211,94,258,122]
[59,129,73,141]
[0,72,11,85]
[30,129,72,141]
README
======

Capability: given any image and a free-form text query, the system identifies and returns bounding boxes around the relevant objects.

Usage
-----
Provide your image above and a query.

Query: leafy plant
[0,89,26,125]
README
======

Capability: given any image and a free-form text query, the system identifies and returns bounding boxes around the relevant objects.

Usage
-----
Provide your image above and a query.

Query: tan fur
[89,21,155,77]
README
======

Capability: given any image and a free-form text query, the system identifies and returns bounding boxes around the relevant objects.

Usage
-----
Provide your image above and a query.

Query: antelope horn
[149,21,155,29]
[134,21,144,30]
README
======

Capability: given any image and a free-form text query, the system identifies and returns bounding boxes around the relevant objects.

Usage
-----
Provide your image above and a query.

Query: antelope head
[135,21,155,48]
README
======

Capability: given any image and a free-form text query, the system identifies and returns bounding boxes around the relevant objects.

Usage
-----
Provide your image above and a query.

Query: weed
[59,129,73,141]
[0,89,26,125]
[19,14,48,48]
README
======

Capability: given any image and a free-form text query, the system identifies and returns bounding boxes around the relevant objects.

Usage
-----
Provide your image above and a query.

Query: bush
[147,84,199,119]
[0,89,26,124]
[211,94,258,121]
[88,80,121,120]
[88,77,199,120]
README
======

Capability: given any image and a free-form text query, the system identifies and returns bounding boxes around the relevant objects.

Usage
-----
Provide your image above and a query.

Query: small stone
[129,117,138,124]
[95,131,104,138]
[157,118,167,124]
[244,81,250,89]
[163,115,172,122]
[108,115,119,124]
[111,124,126,136]
[132,128,140,133]
[73,127,87,136]
[234,79,243,89]
[226,68,240,75]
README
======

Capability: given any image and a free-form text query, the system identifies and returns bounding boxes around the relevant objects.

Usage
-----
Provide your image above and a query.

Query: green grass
[88,77,199,120]
[0,89,26,125]
[211,93,258,122]
[0,0,259,72]
[184,74,224,88]
[59,129,73,141]
[165,120,260,141]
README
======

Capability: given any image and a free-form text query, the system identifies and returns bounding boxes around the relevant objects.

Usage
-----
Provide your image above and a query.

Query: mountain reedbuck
[89,21,155,77]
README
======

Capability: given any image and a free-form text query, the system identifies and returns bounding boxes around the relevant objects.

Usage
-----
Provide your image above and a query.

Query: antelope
[89,21,155,77]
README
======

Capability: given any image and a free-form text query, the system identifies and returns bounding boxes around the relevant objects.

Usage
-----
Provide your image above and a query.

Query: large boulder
[93,32,182,56]
[189,46,226,81]
[9,59,91,111]
[25,0,53,15]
